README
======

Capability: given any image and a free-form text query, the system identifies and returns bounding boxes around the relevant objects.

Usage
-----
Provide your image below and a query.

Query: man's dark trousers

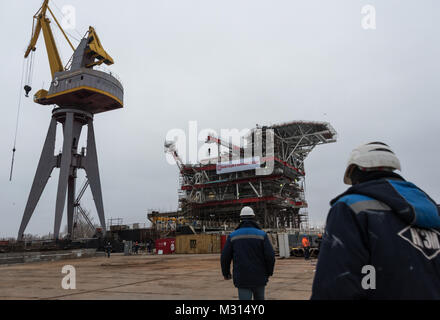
[238,287,265,300]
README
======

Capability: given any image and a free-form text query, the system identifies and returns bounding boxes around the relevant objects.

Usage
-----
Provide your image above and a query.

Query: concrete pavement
[0,253,316,300]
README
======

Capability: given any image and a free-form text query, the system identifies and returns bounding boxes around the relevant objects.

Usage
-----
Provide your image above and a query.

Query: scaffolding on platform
[164,121,337,231]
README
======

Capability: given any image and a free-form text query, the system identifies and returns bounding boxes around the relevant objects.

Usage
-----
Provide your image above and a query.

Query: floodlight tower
[17,0,123,240]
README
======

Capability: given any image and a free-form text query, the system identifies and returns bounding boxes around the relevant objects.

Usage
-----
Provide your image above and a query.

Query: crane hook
[9,148,16,181]
[24,85,32,97]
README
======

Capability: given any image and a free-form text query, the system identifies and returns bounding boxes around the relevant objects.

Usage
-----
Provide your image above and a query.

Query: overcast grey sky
[0,0,439,238]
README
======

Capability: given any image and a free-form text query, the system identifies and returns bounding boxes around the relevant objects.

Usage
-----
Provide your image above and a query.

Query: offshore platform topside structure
[17,0,123,240]
[165,121,337,230]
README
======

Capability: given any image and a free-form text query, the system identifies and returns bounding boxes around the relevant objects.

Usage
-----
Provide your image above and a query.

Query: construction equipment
[147,210,188,232]
[17,0,124,240]
[205,134,244,161]
[164,141,186,173]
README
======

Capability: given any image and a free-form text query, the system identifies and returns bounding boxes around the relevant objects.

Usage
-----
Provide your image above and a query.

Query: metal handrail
[94,65,124,85]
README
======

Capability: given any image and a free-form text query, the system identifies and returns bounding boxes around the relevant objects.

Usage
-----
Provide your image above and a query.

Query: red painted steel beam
[182,157,305,175]
[181,174,284,190]
[189,196,307,208]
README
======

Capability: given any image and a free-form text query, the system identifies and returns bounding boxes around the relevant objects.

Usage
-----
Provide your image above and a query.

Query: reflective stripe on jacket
[221,220,275,288]
[311,176,440,300]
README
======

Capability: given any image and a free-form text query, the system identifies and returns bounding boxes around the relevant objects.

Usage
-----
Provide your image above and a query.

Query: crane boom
[24,0,65,78]
[206,135,243,156]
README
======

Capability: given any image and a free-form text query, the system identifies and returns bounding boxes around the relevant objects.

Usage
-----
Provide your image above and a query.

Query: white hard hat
[343,142,401,185]
[240,206,255,217]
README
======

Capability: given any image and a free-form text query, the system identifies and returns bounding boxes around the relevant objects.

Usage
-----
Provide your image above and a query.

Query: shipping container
[220,235,227,252]
[176,234,221,254]
[155,238,176,255]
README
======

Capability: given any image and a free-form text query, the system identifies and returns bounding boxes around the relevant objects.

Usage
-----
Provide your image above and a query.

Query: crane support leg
[67,175,76,238]
[54,113,83,239]
[18,108,106,241]
[83,119,106,233]
[17,118,58,240]
[54,113,74,238]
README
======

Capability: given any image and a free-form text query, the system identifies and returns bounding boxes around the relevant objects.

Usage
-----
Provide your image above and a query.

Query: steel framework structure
[165,121,337,230]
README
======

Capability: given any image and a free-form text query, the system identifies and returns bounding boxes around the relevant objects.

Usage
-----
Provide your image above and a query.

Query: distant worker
[221,206,275,300]
[311,142,440,299]
[105,242,112,258]
[302,236,311,260]
[316,234,323,256]
[134,241,139,255]
[146,241,151,254]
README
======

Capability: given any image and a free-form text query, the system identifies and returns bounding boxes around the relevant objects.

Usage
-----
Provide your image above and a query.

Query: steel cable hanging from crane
[51,0,83,41]
[24,50,35,97]
[10,59,27,182]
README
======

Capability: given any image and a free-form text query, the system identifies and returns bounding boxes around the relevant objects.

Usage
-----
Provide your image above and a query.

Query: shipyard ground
[0,253,315,300]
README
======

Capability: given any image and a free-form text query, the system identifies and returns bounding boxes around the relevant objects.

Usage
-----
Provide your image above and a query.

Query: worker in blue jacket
[221,206,275,300]
[311,142,440,299]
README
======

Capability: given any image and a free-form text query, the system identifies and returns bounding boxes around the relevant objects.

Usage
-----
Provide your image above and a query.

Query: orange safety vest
[302,237,310,248]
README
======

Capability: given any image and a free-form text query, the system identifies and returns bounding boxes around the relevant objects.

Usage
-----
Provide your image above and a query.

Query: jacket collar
[236,219,262,230]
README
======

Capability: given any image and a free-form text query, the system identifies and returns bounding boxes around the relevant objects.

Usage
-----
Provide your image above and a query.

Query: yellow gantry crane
[17,0,124,241]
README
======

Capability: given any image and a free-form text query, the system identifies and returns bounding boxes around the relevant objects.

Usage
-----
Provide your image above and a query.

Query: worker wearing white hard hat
[343,141,401,185]
[240,206,255,218]
[221,206,275,300]
[312,142,440,299]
